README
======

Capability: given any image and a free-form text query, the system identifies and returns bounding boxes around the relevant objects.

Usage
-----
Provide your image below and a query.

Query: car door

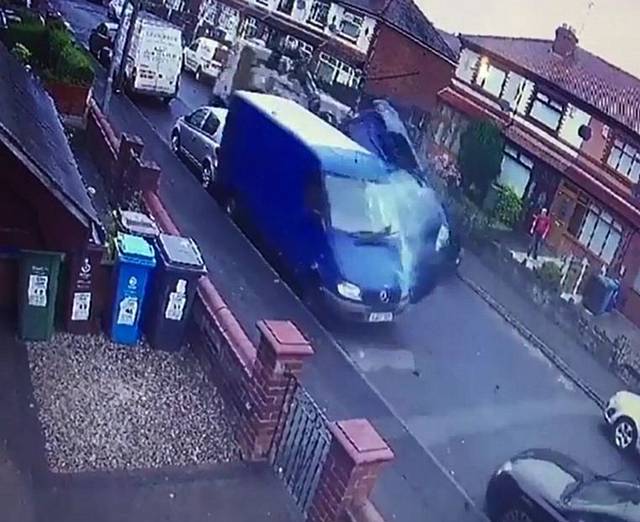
[185,39,199,71]
[181,108,209,164]
[194,111,221,166]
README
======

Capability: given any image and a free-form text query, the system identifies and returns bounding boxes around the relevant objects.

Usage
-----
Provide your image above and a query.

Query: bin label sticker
[117,296,138,326]
[71,292,91,321]
[28,275,48,307]
[165,279,187,321]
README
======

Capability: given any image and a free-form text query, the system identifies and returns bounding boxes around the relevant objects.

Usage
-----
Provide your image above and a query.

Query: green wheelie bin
[18,250,64,341]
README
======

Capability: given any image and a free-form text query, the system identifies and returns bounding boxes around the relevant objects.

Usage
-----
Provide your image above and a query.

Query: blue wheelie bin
[146,234,206,352]
[110,234,156,345]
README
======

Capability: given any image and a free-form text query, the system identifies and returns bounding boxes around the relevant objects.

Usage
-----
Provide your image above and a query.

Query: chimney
[552,23,578,57]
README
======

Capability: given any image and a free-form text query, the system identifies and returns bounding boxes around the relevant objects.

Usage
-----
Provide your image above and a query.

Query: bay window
[474,59,508,98]
[607,139,640,183]
[498,144,534,198]
[315,53,361,88]
[308,0,330,27]
[568,198,623,263]
[529,91,565,131]
[338,11,364,41]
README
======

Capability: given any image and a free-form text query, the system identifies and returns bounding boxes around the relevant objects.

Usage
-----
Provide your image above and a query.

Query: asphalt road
[55,1,640,519]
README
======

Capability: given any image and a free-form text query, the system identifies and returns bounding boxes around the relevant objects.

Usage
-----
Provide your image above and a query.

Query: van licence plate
[368,312,393,323]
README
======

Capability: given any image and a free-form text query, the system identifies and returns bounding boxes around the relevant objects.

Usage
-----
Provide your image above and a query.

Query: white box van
[119,14,183,102]
[182,37,230,82]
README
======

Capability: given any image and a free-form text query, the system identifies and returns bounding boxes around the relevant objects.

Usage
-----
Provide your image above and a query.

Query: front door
[520,163,561,233]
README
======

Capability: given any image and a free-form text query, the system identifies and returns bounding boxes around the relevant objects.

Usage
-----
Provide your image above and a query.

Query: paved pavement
[54,2,640,520]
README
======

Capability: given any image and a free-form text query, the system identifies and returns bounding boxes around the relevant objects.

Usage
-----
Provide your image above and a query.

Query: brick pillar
[247,320,314,459]
[309,419,394,522]
[115,133,144,204]
[136,159,161,194]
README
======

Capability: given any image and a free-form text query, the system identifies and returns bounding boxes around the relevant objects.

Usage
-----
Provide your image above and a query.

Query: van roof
[238,91,369,154]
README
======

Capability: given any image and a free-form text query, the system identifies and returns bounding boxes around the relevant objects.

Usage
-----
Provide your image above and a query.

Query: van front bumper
[319,288,409,322]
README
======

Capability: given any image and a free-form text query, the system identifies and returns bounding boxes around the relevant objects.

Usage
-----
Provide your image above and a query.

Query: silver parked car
[170,106,227,189]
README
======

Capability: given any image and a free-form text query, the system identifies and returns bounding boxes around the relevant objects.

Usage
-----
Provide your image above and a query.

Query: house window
[315,53,361,88]
[607,139,640,183]
[308,0,330,27]
[338,10,364,42]
[559,104,591,148]
[335,62,361,88]
[284,35,314,58]
[474,59,508,98]
[568,199,623,263]
[498,144,534,198]
[529,91,564,131]
[239,16,259,39]
[255,0,269,6]
[276,0,294,14]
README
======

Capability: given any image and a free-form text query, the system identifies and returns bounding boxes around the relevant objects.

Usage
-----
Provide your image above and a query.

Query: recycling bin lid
[117,233,156,267]
[118,210,160,238]
[158,234,205,271]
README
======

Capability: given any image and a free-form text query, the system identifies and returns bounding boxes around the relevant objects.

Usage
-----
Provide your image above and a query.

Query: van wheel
[195,66,202,81]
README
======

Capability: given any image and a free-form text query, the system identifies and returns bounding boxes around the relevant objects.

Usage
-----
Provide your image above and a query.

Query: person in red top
[527,208,552,260]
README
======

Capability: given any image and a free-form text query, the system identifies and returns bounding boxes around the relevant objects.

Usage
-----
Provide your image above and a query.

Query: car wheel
[195,66,202,81]
[170,131,181,154]
[613,416,638,451]
[500,508,532,522]
[200,161,214,189]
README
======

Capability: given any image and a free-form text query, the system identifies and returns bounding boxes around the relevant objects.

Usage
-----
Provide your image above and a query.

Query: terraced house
[177,0,456,118]
[433,24,640,325]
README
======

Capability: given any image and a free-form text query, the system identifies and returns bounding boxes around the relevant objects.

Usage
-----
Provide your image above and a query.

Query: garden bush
[3,21,47,63]
[2,18,94,86]
[493,186,523,228]
[53,42,94,86]
[536,261,563,292]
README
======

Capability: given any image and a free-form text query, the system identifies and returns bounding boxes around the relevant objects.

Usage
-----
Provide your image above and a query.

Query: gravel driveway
[26,333,240,473]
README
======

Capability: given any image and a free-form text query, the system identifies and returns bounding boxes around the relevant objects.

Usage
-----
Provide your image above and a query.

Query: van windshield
[324,169,432,237]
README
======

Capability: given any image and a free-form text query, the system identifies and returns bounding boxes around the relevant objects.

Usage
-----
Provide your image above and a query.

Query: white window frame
[529,91,565,131]
[338,10,364,42]
[498,144,534,198]
[475,62,508,98]
[607,139,640,183]
[308,0,330,27]
[576,204,623,263]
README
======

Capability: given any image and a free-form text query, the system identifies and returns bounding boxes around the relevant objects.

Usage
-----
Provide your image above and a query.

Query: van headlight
[337,281,362,301]
[435,224,450,252]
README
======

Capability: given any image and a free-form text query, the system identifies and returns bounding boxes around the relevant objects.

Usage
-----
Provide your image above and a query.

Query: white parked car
[171,106,228,189]
[182,37,230,82]
[603,390,640,451]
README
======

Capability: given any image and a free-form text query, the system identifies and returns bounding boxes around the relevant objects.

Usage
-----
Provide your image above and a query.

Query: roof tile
[462,34,640,135]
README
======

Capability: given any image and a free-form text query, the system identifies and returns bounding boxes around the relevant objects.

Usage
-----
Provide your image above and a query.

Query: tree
[458,119,504,203]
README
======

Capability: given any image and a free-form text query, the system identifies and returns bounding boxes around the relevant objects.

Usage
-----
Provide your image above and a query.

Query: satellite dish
[497,99,511,112]
[578,124,592,141]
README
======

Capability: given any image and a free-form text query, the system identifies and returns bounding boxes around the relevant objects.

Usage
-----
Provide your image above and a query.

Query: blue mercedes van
[216,91,452,322]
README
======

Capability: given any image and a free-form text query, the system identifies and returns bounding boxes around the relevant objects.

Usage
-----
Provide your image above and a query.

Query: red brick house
[171,0,456,117]
[431,25,640,325]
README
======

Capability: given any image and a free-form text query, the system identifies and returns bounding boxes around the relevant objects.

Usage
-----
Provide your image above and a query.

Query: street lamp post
[102,0,142,114]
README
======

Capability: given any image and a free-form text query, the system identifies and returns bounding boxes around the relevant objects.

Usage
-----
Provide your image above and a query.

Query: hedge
[2,18,94,86]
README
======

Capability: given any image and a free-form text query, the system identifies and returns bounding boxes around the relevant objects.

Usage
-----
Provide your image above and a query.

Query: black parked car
[486,449,640,521]
[89,21,118,67]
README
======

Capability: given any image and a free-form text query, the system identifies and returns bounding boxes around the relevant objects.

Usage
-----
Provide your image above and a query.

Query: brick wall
[90,100,394,522]
[364,24,454,115]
